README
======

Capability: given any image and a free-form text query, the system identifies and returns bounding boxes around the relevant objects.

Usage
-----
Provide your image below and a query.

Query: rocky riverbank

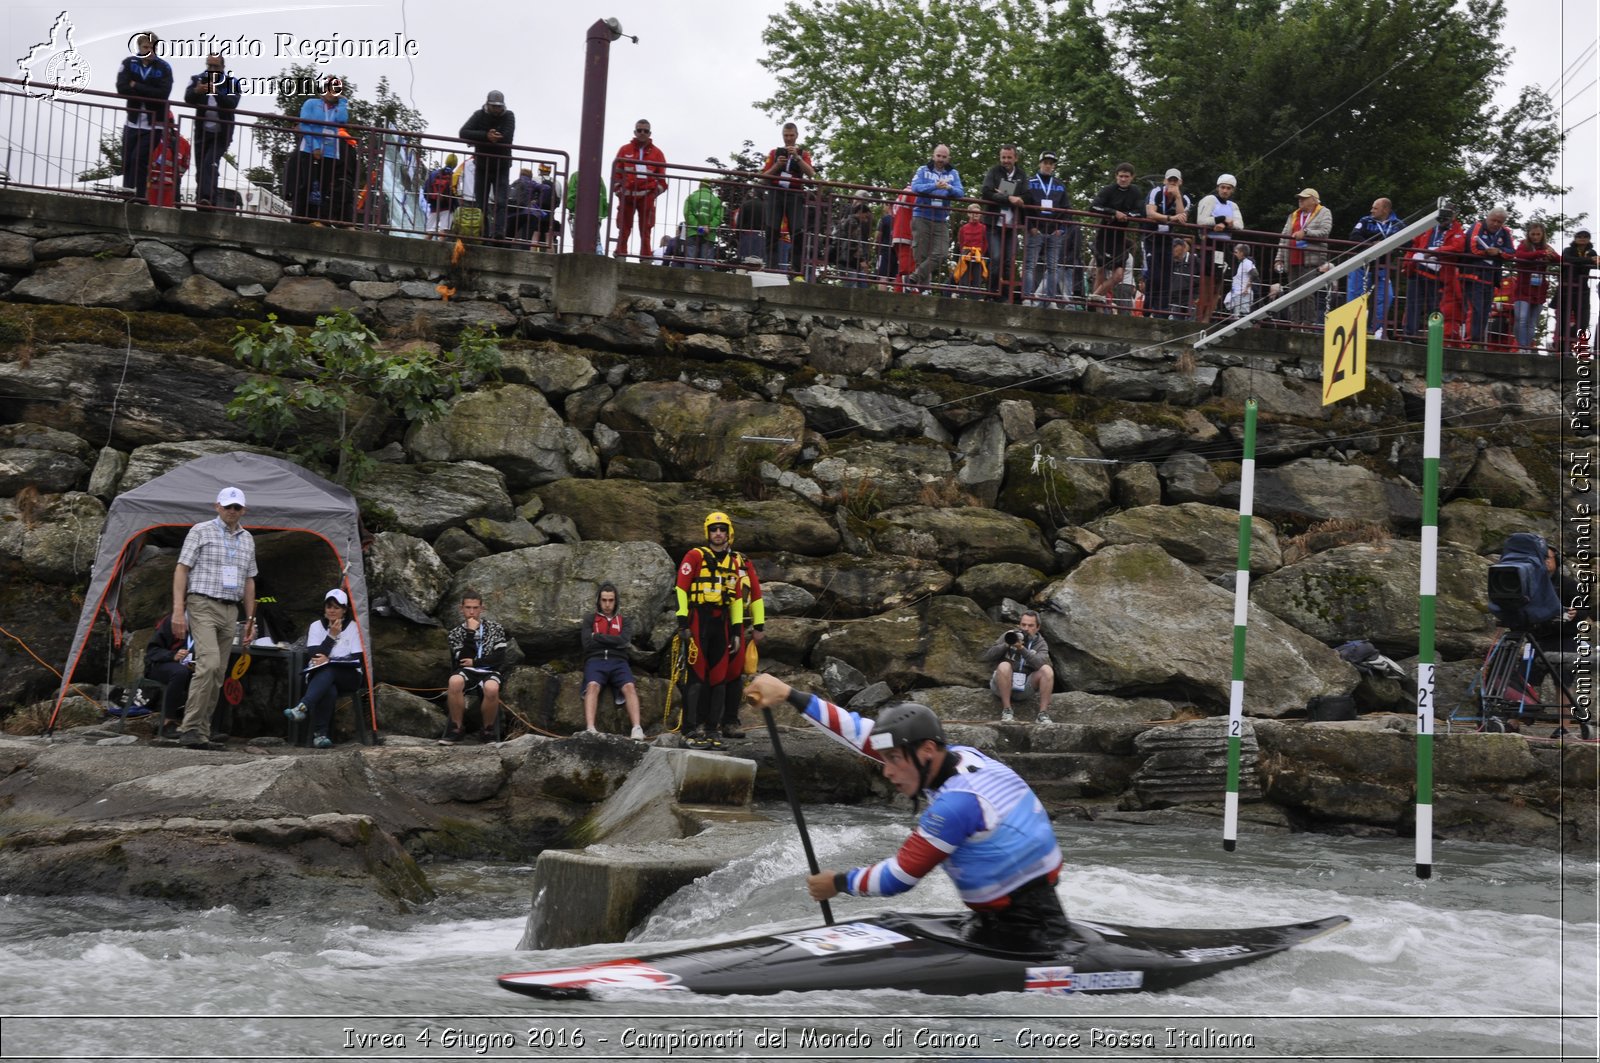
[0,189,1592,919]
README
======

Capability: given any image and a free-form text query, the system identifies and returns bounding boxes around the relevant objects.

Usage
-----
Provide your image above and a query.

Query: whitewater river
[1,806,1594,1062]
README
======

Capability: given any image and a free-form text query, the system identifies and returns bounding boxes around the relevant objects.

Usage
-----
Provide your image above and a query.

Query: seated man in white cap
[169,486,258,748]
[284,588,364,748]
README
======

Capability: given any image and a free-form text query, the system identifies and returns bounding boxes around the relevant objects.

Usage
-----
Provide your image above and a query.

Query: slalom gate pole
[760,705,834,925]
[1223,398,1258,852]
[1414,314,1443,879]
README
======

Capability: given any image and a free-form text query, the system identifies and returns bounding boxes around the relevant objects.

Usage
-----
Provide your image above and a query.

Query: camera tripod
[1477,628,1592,740]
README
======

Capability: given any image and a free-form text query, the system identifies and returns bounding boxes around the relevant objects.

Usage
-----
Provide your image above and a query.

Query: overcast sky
[3,0,1596,233]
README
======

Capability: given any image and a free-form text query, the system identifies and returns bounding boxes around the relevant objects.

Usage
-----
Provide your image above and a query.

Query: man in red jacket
[611,119,666,259]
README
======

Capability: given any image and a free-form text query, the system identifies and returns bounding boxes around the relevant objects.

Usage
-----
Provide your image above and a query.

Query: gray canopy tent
[48,452,375,736]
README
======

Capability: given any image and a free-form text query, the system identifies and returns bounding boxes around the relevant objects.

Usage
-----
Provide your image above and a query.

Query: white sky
[3,0,1597,234]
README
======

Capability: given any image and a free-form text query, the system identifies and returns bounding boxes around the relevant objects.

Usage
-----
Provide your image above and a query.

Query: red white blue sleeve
[791,690,881,762]
[840,789,986,898]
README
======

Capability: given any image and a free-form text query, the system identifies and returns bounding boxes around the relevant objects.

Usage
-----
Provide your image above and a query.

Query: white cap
[324,588,349,606]
[1216,173,1237,187]
[216,486,246,507]
[1164,168,1182,181]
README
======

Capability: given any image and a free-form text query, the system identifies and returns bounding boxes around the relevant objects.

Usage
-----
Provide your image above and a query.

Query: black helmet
[868,702,945,753]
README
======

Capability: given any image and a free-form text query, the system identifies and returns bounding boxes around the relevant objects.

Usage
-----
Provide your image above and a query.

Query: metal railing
[0,76,570,246]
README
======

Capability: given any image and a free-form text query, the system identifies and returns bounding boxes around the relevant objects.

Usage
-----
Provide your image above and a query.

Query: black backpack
[1487,532,1563,629]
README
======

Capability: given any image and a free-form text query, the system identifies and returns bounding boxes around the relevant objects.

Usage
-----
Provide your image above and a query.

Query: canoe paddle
[758,703,834,925]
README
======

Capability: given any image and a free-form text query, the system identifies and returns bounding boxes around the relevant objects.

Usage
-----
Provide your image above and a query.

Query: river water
[1,805,1594,1062]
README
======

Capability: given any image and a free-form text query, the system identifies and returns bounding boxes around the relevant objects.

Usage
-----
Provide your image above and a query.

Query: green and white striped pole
[1224,398,1258,852]
[1415,314,1443,879]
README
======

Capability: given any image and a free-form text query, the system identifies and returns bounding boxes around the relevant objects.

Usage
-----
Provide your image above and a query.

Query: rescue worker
[743,673,1068,953]
[716,541,766,740]
[674,512,746,749]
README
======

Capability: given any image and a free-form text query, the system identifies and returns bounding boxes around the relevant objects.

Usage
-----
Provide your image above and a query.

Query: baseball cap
[1164,168,1182,181]
[216,486,246,507]
[538,162,552,173]
[1297,187,1320,200]
[1216,173,1237,187]
[1040,150,1058,162]
[324,588,349,606]
[486,90,505,105]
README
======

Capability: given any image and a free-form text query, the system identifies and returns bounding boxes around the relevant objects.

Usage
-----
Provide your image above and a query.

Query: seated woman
[283,588,364,748]
[145,611,195,737]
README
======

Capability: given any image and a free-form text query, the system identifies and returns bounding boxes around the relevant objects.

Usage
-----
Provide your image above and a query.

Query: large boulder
[447,541,675,655]
[811,596,998,689]
[1250,540,1491,658]
[10,257,158,310]
[1087,502,1282,578]
[760,552,954,618]
[996,419,1114,530]
[810,439,956,509]
[787,384,944,440]
[498,344,598,397]
[367,532,452,617]
[1220,457,1421,530]
[1159,452,1222,503]
[405,385,599,490]
[955,414,1006,506]
[354,461,513,540]
[1218,367,1331,421]
[1458,446,1545,509]
[0,447,88,495]
[0,491,106,582]
[192,248,284,288]
[601,381,804,482]
[1438,499,1557,556]
[1037,544,1357,717]
[536,481,839,558]
[0,346,252,451]
[897,343,1083,387]
[808,327,892,375]
[162,274,247,318]
[871,505,1054,573]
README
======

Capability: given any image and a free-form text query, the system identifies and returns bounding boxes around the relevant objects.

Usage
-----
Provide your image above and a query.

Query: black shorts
[1093,227,1130,268]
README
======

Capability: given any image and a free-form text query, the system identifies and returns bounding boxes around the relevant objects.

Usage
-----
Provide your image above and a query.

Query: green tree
[1106,0,1568,227]
[227,310,500,486]
[758,0,1135,197]
[77,132,122,181]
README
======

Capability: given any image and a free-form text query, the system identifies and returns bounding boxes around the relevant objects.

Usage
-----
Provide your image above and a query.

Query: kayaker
[743,673,1069,953]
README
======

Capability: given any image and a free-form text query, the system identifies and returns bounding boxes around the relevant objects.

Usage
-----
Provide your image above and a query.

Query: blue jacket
[910,163,964,222]
[115,54,173,125]
[298,97,349,156]
[1025,173,1069,233]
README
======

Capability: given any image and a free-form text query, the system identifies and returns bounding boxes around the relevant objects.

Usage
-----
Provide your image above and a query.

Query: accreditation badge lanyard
[215,517,242,594]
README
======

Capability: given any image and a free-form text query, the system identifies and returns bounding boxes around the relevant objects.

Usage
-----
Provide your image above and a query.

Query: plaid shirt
[178,517,257,601]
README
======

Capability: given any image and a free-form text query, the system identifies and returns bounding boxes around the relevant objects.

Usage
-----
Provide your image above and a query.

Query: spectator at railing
[978,145,1027,302]
[1169,236,1195,317]
[908,145,964,289]
[421,154,459,239]
[1224,242,1259,317]
[1143,168,1191,318]
[183,54,240,212]
[733,185,766,265]
[1088,162,1143,311]
[1401,204,1463,341]
[612,119,667,259]
[887,186,916,290]
[507,166,540,246]
[531,163,562,252]
[291,78,349,224]
[1552,230,1596,352]
[830,198,875,287]
[875,197,896,282]
[115,32,173,204]
[566,171,609,253]
[1272,187,1333,326]
[1458,207,1516,344]
[1022,151,1068,307]
[684,178,725,269]
[1194,174,1244,323]
[1511,221,1561,354]
[951,203,990,299]
[1345,198,1403,337]
[460,90,515,241]
[761,123,816,275]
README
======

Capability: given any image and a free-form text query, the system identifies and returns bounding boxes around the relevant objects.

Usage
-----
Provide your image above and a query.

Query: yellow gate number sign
[1322,294,1369,405]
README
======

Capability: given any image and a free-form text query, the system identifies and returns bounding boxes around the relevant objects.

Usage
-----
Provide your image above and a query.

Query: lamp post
[574,18,627,255]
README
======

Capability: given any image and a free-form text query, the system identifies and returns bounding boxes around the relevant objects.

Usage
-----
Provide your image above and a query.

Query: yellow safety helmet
[704,510,734,543]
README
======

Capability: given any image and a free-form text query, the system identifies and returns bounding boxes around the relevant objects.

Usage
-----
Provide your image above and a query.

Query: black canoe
[498,911,1350,999]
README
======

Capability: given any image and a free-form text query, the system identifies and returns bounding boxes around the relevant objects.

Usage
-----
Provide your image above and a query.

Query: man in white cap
[170,486,258,747]
[1273,187,1333,326]
[1143,168,1190,317]
[1195,173,1244,322]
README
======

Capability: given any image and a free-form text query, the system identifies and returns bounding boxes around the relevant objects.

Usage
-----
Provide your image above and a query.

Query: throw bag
[1487,532,1562,629]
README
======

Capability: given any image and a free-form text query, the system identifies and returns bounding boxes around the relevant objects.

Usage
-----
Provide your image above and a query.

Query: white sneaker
[584,726,599,734]
[1000,708,1014,723]
[630,725,646,741]
[1372,328,1384,340]
[1036,712,1053,725]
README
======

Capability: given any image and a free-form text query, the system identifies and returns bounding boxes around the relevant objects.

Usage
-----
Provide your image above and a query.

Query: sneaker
[685,730,710,749]
[613,690,626,706]
[706,734,727,751]
[1000,708,1015,723]
[437,724,465,745]
[720,724,745,739]
[630,725,646,740]
[312,734,332,749]
[284,703,308,722]
[1036,712,1053,725]
[478,727,499,744]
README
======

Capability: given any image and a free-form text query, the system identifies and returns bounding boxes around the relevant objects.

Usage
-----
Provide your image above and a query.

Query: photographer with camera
[981,610,1055,724]
[183,54,240,211]
[760,122,816,274]
[1487,532,1591,738]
